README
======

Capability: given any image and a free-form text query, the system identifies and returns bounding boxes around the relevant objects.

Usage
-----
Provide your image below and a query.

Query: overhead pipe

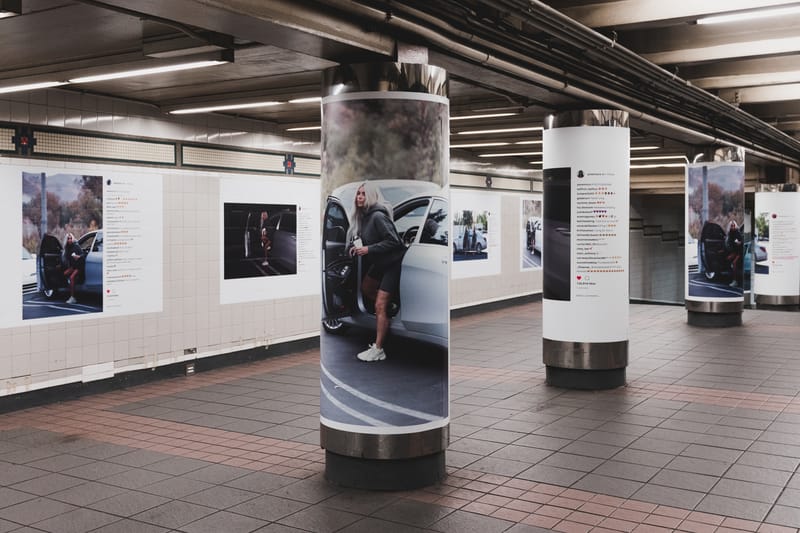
[329,0,797,167]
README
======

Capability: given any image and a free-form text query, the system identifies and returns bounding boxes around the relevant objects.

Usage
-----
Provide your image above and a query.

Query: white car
[321,180,448,348]
[22,247,37,293]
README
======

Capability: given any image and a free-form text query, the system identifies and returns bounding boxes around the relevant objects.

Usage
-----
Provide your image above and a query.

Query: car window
[22,247,32,260]
[92,234,103,252]
[394,200,429,239]
[78,233,94,254]
[420,198,448,246]
[280,213,296,233]
[325,202,348,244]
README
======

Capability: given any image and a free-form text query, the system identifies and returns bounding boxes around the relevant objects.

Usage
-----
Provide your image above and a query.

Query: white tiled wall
[0,89,540,397]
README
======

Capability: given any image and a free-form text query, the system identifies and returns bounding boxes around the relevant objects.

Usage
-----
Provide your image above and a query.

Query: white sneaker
[262,260,269,266]
[66,296,77,304]
[357,343,386,362]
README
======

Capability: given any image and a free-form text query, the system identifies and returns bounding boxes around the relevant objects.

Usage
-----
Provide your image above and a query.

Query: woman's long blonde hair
[347,181,392,242]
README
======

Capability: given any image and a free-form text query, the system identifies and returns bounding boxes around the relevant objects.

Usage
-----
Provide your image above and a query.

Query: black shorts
[366,261,402,295]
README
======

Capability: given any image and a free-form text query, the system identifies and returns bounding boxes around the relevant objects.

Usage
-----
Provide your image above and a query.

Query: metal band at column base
[320,424,448,460]
[542,338,628,370]
[685,300,743,314]
[755,294,800,307]
[325,450,445,490]
[687,310,742,327]
[546,366,626,390]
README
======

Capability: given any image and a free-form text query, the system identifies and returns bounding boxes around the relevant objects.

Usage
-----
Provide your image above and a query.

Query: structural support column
[542,110,630,390]
[319,63,450,489]
[685,146,745,327]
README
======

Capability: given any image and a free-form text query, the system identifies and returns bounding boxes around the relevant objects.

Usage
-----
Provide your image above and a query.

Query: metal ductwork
[320,0,800,167]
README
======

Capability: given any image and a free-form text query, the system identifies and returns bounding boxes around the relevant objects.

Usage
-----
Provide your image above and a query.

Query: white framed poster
[219,174,320,304]
[451,188,501,279]
[685,162,745,302]
[753,192,800,298]
[542,125,629,344]
[4,159,163,327]
[521,195,543,271]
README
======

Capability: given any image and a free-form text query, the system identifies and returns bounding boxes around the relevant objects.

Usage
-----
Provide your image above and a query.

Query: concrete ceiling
[1,0,799,191]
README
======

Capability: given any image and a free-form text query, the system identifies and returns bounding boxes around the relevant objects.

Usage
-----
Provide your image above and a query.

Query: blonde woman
[347,181,406,362]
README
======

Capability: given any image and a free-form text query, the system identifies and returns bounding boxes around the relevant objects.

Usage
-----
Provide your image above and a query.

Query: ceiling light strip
[69,60,227,83]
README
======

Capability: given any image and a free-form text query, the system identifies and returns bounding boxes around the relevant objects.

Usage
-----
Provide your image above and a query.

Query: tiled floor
[1,301,800,532]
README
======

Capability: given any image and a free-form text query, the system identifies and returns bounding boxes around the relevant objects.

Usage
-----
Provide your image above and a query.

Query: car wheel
[322,318,348,335]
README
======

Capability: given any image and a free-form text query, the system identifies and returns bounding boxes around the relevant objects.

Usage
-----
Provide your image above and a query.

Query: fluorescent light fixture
[450,112,519,121]
[69,60,226,83]
[630,155,688,162]
[289,97,322,104]
[457,126,544,135]
[0,81,67,94]
[630,145,661,151]
[697,5,800,24]
[286,125,321,131]
[170,101,281,115]
[450,142,511,148]
[515,140,543,145]
[0,0,21,18]
[478,151,542,158]
[630,163,686,169]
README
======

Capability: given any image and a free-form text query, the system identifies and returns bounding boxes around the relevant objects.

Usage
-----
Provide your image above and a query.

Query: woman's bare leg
[374,289,391,349]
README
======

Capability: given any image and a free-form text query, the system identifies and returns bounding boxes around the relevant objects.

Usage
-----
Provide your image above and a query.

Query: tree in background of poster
[223,202,298,279]
[22,172,103,320]
[685,163,745,298]
[521,198,542,270]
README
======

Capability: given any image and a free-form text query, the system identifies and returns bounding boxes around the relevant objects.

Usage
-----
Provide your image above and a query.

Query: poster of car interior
[319,91,449,435]
[521,196,543,271]
[219,174,319,304]
[450,188,501,279]
[1,160,162,327]
[542,125,629,344]
[753,191,800,298]
[685,162,745,301]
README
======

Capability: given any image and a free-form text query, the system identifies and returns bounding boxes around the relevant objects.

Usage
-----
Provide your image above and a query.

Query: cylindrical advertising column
[319,63,449,489]
[754,186,800,308]
[542,110,629,390]
[685,146,745,326]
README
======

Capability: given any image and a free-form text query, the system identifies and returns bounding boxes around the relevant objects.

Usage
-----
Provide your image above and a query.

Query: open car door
[322,197,355,321]
[38,234,65,298]
[394,196,449,346]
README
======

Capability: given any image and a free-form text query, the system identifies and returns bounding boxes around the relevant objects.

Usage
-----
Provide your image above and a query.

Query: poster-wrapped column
[542,110,629,390]
[754,186,800,308]
[685,147,745,326]
[319,63,450,489]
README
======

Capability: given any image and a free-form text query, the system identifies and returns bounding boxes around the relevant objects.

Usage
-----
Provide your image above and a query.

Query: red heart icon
[576,275,582,280]
[106,289,111,294]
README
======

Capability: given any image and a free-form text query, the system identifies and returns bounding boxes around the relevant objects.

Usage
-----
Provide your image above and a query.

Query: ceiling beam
[680,55,800,89]
[718,83,800,104]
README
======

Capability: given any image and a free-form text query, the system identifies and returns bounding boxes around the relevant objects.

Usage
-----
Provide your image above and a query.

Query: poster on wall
[685,162,745,301]
[753,192,800,297]
[2,161,163,327]
[451,188,501,279]
[521,196,543,271]
[219,175,319,304]
[542,125,629,344]
[319,91,449,435]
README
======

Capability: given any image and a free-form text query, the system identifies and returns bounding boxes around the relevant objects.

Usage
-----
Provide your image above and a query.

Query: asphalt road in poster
[522,248,542,269]
[320,328,448,428]
[687,272,744,298]
[224,256,287,279]
[22,291,103,320]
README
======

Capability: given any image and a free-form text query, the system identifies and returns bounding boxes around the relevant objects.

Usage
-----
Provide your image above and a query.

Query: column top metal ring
[322,63,448,96]
[545,109,629,129]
